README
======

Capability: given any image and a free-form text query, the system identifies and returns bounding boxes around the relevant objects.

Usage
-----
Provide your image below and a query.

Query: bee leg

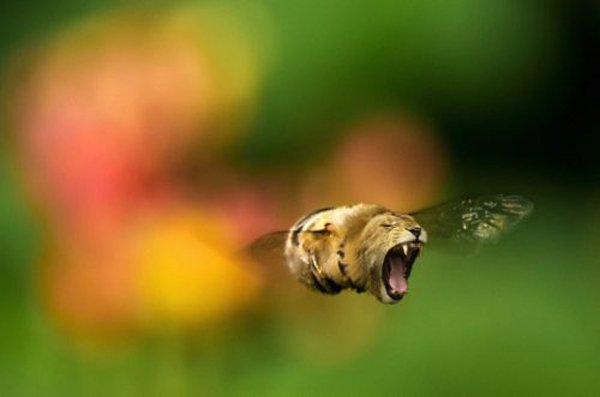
[309,254,342,295]
[309,254,323,277]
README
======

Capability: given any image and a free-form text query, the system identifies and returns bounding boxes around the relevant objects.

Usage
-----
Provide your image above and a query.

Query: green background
[1,1,599,396]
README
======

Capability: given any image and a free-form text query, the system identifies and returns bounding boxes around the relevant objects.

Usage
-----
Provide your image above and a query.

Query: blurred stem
[153,333,228,397]
[155,334,188,397]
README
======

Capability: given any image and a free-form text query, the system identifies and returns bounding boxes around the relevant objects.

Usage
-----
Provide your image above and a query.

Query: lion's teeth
[402,244,409,256]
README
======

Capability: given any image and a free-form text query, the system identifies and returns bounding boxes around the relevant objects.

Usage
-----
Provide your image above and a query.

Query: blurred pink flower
[301,113,448,212]
[5,6,271,343]
[9,6,268,234]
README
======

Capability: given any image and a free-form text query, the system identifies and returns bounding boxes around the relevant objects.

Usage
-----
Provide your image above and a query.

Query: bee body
[284,204,425,303]
[249,194,533,304]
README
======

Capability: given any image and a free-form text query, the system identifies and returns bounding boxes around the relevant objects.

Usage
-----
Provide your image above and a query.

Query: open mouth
[382,242,422,300]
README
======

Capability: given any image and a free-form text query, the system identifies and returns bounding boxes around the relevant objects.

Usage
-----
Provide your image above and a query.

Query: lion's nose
[408,227,421,238]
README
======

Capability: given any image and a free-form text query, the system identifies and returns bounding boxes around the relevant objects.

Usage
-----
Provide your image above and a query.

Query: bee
[248,194,533,304]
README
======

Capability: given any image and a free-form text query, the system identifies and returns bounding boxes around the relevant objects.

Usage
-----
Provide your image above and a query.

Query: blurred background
[0,0,599,396]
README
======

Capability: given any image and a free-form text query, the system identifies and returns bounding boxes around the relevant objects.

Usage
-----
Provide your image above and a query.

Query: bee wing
[246,229,333,265]
[245,231,290,266]
[411,194,534,254]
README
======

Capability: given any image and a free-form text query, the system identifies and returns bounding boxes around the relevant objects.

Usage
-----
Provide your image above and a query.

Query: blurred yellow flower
[164,4,272,142]
[131,207,263,332]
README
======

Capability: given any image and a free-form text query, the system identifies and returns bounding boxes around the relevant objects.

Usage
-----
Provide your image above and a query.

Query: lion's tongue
[389,255,408,294]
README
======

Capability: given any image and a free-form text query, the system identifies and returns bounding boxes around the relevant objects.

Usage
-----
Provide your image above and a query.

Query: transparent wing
[245,229,332,265]
[411,194,533,254]
[245,231,290,266]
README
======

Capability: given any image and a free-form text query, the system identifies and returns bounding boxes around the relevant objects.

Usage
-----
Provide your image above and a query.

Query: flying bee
[248,194,533,304]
